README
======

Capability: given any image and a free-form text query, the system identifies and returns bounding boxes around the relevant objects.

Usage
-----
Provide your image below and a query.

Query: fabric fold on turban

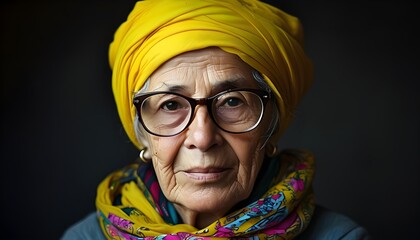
[109,0,313,149]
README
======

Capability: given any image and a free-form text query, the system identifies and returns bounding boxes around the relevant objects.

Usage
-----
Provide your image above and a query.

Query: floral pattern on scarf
[96,149,315,239]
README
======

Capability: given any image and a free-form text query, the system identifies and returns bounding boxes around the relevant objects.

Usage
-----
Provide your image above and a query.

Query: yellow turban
[109,0,313,149]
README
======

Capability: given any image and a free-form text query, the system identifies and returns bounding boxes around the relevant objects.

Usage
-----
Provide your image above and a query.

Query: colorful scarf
[96,149,315,239]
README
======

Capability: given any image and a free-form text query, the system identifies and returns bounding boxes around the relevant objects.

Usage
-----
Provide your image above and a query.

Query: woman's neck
[174,204,226,229]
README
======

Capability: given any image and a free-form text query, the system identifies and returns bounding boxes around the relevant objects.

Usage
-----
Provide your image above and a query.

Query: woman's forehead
[148,48,255,91]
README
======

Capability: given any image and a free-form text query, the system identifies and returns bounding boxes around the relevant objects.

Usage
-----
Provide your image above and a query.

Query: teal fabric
[61,205,371,239]
[295,206,371,240]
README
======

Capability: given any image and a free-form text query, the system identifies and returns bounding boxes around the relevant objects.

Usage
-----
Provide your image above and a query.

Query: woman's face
[140,47,273,225]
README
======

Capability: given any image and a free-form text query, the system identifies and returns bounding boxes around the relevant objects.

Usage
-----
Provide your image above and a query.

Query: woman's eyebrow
[152,78,247,93]
[212,78,247,92]
[166,85,187,92]
[151,83,189,93]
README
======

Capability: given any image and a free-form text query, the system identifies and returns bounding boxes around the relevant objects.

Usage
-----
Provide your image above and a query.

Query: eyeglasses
[133,88,271,137]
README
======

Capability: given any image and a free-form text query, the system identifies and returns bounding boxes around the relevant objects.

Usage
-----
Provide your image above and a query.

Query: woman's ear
[265,142,278,158]
[138,135,153,159]
[134,121,153,159]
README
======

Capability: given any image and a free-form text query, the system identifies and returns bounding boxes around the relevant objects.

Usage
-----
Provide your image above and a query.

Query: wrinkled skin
[138,47,274,228]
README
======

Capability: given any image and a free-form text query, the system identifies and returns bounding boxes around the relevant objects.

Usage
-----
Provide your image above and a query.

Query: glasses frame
[133,88,271,137]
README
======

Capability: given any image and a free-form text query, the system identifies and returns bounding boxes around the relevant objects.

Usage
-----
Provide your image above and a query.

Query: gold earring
[266,143,278,157]
[139,148,151,163]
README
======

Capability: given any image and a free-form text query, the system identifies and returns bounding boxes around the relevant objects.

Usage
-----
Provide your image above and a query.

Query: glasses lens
[140,93,192,136]
[212,90,264,133]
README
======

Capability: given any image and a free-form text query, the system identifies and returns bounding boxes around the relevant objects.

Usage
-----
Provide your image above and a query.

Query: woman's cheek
[150,138,182,198]
[230,134,261,161]
[150,136,183,165]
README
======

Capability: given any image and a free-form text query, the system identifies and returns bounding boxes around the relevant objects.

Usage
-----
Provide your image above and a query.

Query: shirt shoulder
[297,205,371,240]
[61,212,105,240]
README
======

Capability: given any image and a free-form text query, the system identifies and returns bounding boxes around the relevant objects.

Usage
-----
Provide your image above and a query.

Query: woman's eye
[224,97,242,107]
[161,101,180,111]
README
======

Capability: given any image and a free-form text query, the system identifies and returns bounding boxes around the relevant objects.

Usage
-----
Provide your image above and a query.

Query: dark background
[1,0,419,239]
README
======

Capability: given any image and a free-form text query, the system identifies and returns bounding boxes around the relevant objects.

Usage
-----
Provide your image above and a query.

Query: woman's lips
[183,168,229,182]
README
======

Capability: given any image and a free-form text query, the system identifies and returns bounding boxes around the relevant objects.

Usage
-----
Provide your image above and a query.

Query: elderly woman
[63,0,370,239]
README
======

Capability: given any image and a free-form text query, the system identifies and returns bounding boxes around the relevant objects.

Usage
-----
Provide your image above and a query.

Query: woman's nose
[183,106,223,151]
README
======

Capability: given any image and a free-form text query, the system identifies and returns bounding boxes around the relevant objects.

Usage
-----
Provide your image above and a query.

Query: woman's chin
[174,187,246,215]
